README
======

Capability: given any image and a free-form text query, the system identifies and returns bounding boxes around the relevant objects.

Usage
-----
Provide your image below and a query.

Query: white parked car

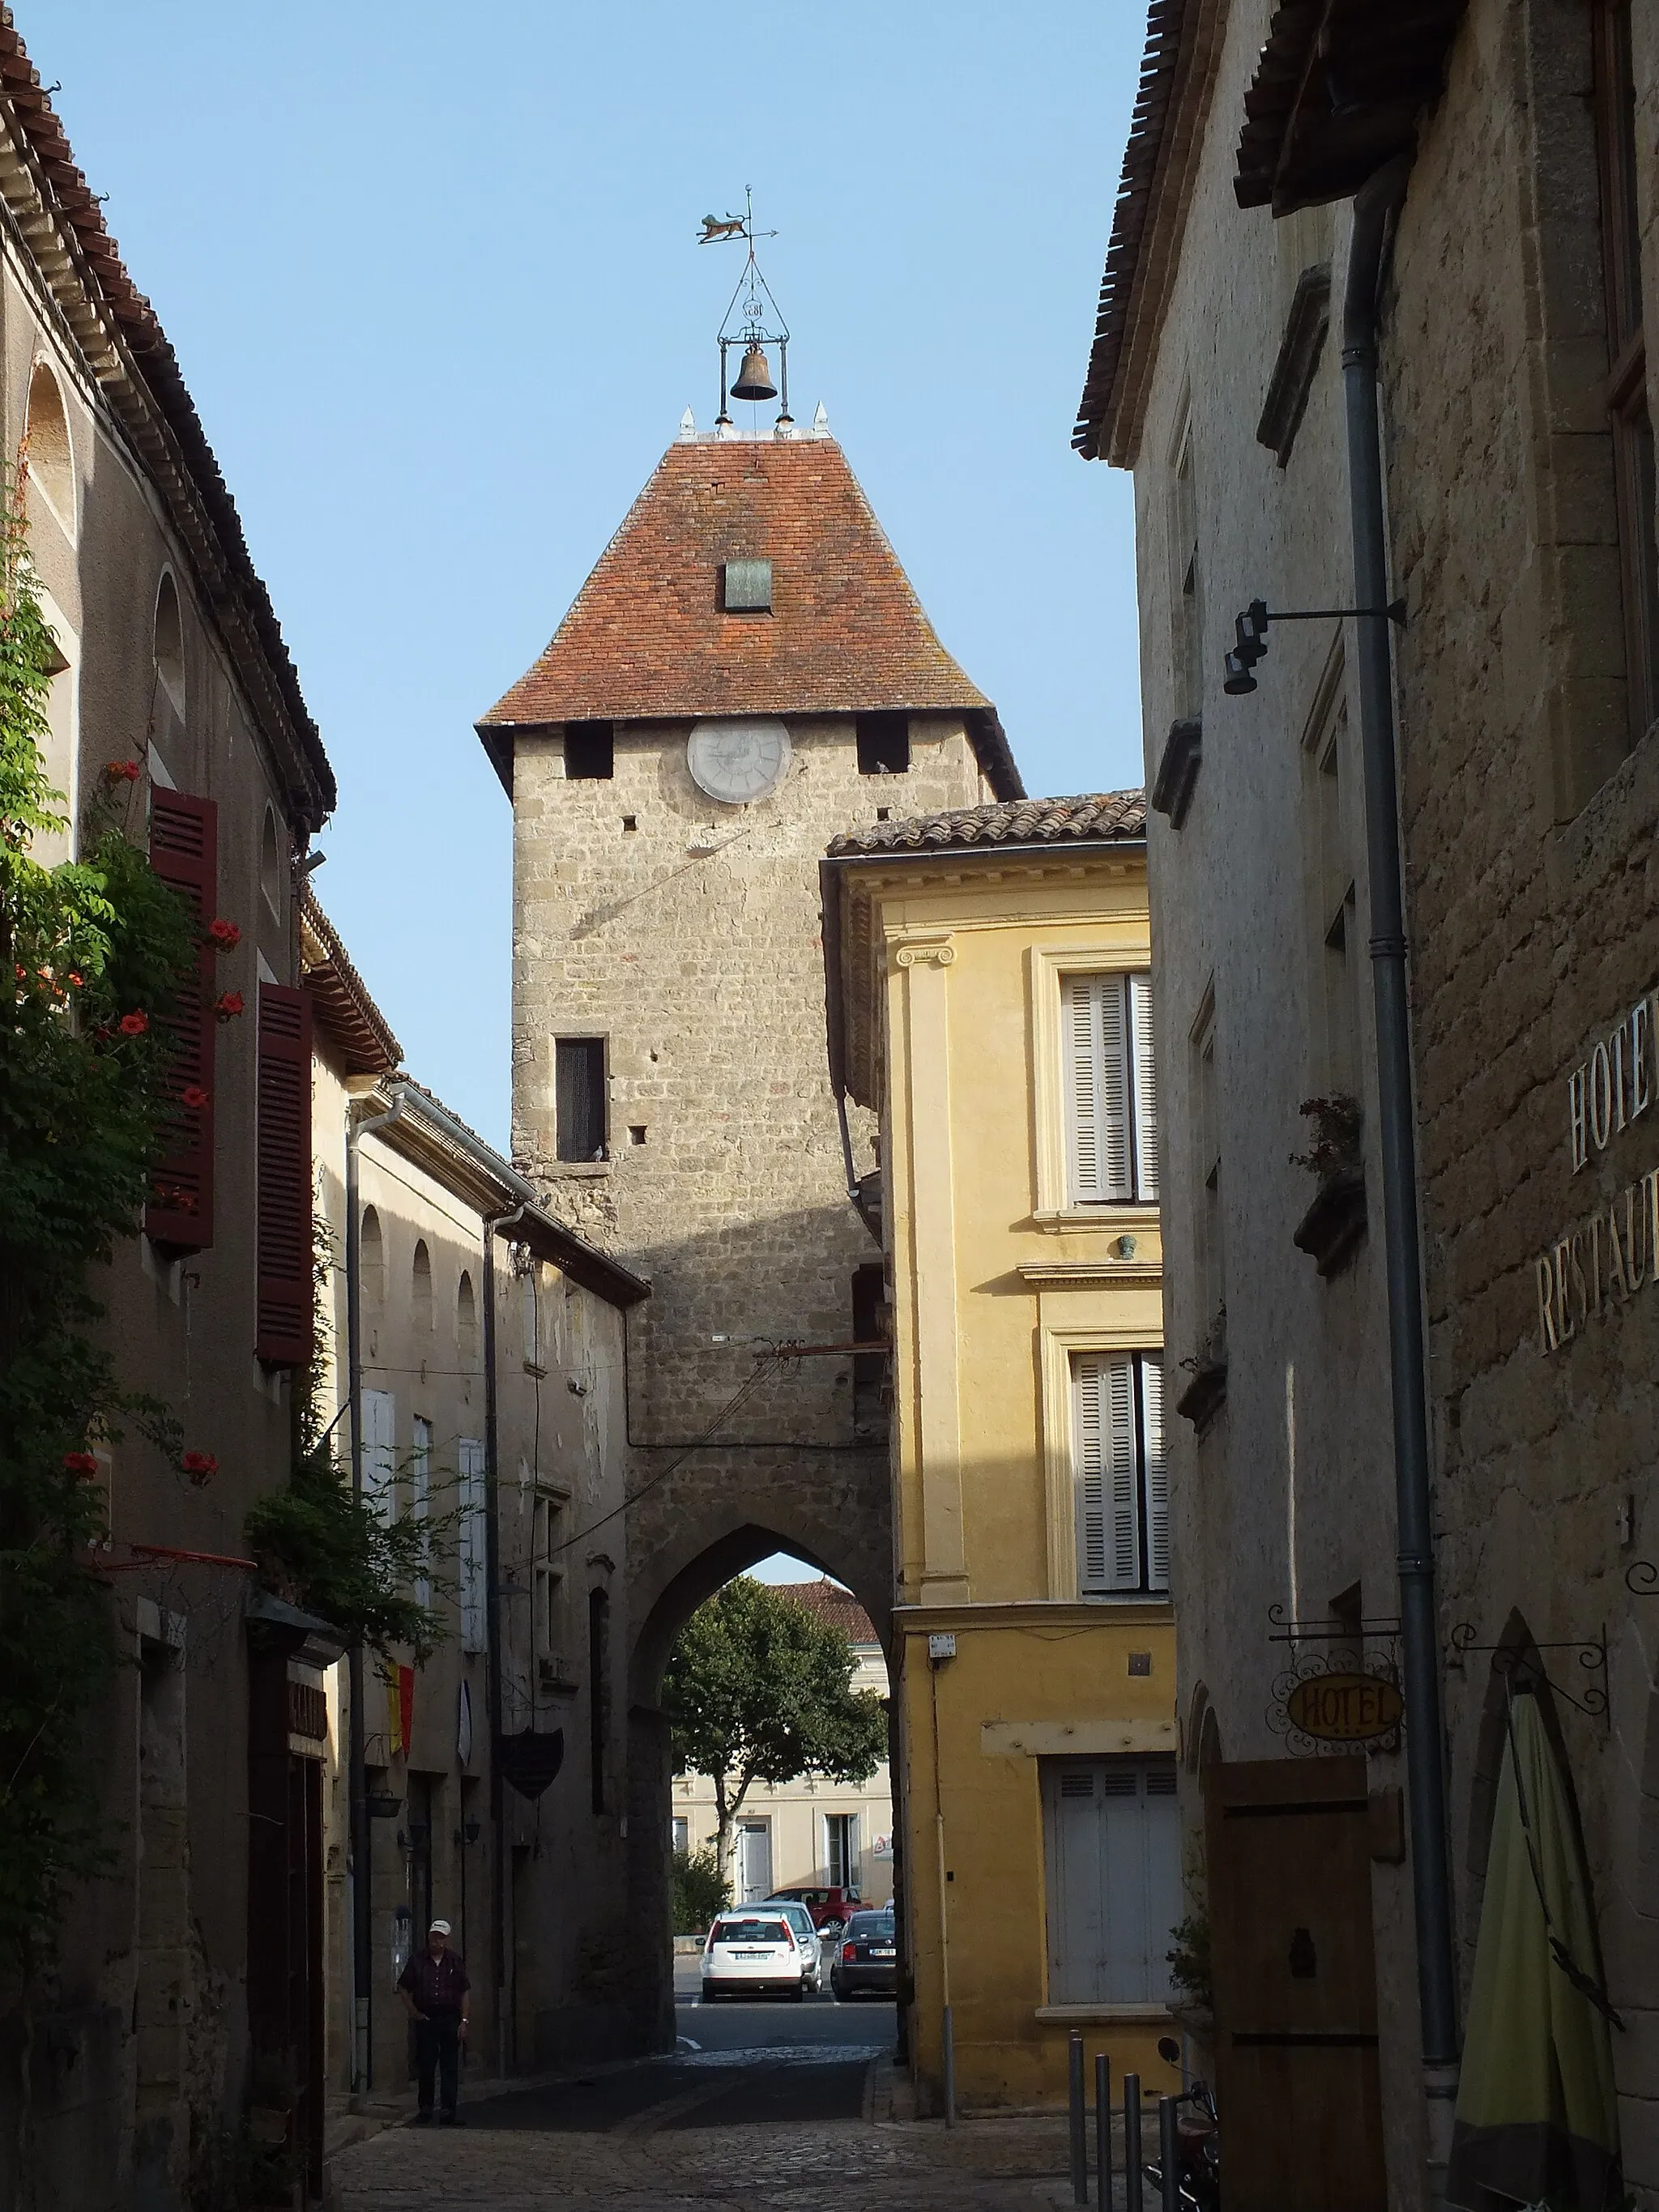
[701,1911,808,2001]
[759,1899,823,1992]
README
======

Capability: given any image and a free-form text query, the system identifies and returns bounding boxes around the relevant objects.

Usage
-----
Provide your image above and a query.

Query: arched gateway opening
[621,1518,893,2055]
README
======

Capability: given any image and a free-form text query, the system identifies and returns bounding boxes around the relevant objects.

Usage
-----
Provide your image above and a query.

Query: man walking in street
[397,1919,471,2125]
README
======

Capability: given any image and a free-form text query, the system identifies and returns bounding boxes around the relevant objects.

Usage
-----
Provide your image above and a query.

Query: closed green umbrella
[1448,1687,1623,2211]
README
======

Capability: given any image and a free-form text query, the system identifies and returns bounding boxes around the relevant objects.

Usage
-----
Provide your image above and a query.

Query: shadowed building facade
[478,412,1021,2052]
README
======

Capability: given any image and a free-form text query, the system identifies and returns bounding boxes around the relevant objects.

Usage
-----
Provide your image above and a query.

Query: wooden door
[1204,1758,1386,2212]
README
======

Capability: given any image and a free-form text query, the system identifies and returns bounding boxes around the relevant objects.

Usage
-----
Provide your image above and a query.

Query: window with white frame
[458,1437,487,1654]
[362,1388,396,1527]
[825,1811,859,1888]
[532,1490,565,1664]
[1062,972,1157,1204]
[1072,1352,1166,1595]
[1043,1758,1181,2004]
[671,1816,689,1856]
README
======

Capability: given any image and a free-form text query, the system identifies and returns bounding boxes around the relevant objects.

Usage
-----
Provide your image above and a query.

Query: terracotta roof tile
[768,1579,880,1647]
[826,789,1147,856]
[478,435,1019,798]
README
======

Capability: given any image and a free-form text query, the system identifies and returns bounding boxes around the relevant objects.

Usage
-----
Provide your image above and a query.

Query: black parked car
[830,1909,898,2001]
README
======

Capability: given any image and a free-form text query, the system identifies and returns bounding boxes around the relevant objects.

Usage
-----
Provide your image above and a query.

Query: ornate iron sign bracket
[1447,1622,1609,1720]
[1266,1605,1404,1756]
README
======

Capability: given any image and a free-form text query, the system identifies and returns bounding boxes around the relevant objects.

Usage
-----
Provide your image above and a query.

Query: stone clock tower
[476,405,1017,2044]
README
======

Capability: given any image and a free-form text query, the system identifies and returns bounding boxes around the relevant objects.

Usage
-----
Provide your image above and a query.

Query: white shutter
[458,1436,487,1654]
[362,1389,396,1527]
[412,1416,433,1610]
[1141,1359,1169,1591]
[1064,976,1132,1202]
[1106,1357,1141,1588]
[1073,1355,1108,1592]
[1128,971,1158,1200]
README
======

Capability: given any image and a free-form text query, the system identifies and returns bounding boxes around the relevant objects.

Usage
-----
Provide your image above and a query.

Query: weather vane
[697,187,791,428]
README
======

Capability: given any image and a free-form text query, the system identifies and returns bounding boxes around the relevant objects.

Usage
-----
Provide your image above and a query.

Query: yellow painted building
[821,792,1180,2113]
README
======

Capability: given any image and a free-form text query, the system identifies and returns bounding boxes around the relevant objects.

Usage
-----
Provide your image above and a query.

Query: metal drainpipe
[482,1201,529,2074]
[1341,155,1461,2104]
[345,1085,406,2095]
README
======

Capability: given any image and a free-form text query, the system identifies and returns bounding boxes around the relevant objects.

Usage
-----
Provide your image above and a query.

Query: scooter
[1141,2035,1220,2210]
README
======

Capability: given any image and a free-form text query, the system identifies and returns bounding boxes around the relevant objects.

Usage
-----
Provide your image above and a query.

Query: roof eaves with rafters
[1073,0,1228,468]
[0,11,334,827]
[299,884,402,1076]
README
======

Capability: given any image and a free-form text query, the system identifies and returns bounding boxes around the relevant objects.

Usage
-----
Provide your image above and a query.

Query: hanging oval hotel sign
[1285,1671,1404,1743]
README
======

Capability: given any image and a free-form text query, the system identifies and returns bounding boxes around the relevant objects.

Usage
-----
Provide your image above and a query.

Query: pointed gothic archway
[620,1514,893,2054]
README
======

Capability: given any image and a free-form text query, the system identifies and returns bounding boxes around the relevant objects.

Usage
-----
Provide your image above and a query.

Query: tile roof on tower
[826,789,1147,856]
[477,434,1021,798]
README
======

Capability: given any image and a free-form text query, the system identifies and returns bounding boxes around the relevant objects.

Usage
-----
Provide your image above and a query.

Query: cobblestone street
[328,2022,1086,2211]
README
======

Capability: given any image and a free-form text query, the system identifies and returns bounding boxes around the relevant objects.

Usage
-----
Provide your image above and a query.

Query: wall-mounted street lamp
[1223,596,1406,694]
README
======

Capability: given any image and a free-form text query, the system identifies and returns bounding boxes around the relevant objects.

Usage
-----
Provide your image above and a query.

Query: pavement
[326,1943,1111,2210]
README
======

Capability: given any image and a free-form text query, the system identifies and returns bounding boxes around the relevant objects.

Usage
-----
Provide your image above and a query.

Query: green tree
[669,1846,730,1936]
[661,1577,887,1883]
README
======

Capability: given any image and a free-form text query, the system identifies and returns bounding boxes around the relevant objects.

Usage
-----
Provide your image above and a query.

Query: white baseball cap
[429,1919,452,1936]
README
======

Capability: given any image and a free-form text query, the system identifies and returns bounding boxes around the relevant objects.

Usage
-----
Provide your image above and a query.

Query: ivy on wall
[0,482,198,1968]
[245,1218,453,1662]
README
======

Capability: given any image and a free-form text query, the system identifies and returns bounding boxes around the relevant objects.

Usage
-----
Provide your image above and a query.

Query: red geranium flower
[207,918,241,950]
[118,1010,149,1036]
[181,1450,218,1485]
[214,991,245,1021]
[67,971,83,987]
[104,759,143,783]
[181,1085,211,1110]
[62,1451,99,1477]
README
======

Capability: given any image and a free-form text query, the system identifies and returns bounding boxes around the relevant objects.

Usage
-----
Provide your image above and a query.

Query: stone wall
[1114,0,1659,2197]
[509,706,990,2045]
[1384,1,1659,2187]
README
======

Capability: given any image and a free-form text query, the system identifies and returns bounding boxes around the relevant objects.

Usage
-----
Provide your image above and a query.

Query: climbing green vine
[0,482,197,1967]
[245,1217,451,1662]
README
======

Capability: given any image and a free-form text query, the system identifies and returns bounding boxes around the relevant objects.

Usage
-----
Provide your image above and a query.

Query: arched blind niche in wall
[1062,972,1157,1203]
[153,573,185,727]
[1073,1350,1166,1595]
[24,361,73,531]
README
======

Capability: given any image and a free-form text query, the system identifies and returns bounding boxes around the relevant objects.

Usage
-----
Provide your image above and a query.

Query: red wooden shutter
[256,983,313,1367]
[145,789,217,1251]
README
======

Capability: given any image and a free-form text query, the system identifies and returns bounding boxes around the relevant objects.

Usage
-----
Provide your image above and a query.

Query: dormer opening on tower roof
[722,558,772,614]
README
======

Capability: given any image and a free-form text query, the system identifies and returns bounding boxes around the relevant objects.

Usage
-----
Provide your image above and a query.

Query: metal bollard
[1094,2053,1111,2212]
[1124,2073,1143,2212]
[1068,2029,1089,2204]
[1158,2094,1180,2211]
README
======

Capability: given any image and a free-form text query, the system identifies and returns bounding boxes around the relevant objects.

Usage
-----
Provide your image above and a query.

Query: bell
[731,343,777,402]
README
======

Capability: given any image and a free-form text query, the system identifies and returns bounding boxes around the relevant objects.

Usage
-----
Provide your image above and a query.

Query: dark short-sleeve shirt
[397,1947,470,2016]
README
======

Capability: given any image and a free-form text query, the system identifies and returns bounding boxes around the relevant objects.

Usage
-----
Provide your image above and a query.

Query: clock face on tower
[686,717,791,805]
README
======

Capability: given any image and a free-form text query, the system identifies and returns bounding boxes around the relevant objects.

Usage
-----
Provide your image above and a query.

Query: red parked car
[769,1885,864,1930]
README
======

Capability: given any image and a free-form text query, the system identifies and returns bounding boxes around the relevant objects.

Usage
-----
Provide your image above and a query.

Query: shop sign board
[1284,1672,1404,1743]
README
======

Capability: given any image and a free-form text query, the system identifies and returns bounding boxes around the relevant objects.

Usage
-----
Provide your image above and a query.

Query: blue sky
[41,2,1145,1149]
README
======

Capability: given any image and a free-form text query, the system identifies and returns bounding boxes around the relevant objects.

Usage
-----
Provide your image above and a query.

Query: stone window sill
[1175,1360,1227,1434]
[1031,1205,1160,1237]
[1150,718,1202,829]
[1292,1165,1367,1278]
[1035,2003,1174,2026]
[544,1160,612,1179]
